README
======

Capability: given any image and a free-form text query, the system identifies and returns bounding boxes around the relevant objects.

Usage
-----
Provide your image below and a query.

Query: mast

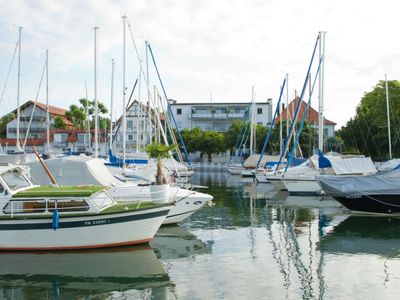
[136,64,142,152]
[385,74,392,160]
[145,40,150,145]
[93,26,99,158]
[16,27,22,152]
[285,73,289,148]
[122,15,127,174]
[109,59,115,151]
[46,49,50,152]
[318,31,326,152]
[85,80,90,149]
[249,86,255,155]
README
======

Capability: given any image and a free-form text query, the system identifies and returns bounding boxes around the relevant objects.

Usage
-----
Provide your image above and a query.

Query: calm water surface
[1,170,400,299]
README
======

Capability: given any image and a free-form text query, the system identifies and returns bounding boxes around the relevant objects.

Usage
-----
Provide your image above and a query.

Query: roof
[275,97,336,126]
[13,185,106,198]
[9,100,73,127]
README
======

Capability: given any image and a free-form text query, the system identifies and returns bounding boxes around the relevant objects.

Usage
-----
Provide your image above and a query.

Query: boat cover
[243,154,281,168]
[316,168,400,196]
[377,159,400,172]
[27,155,123,186]
[329,157,376,175]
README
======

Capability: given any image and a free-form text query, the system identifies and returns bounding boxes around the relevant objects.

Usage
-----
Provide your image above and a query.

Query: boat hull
[164,190,212,224]
[333,194,400,214]
[0,206,170,250]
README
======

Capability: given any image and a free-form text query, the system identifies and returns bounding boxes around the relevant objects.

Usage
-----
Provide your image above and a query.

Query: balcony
[53,142,68,148]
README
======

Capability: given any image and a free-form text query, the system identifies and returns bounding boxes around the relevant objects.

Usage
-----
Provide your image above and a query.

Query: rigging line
[0,41,19,106]
[147,43,190,164]
[257,77,286,168]
[125,21,172,158]
[275,35,320,173]
[23,58,47,149]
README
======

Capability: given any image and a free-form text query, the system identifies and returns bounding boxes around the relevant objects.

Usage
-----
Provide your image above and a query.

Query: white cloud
[1,0,400,127]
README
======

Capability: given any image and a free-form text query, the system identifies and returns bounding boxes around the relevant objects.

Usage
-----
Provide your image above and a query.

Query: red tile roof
[10,100,73,127]
[275,97,336,126]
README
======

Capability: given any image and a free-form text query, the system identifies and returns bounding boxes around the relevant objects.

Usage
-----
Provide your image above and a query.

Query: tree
[53,116,66,129]
[145,143,176,185]
[338,80,400,160]
[198,130,227,161]
[0,113,15,138]
[65,98,109,130]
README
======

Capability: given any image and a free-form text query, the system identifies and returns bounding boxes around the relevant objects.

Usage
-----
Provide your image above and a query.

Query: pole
[93,26,99,158]
[46,49,50,152]
[145,40,151,144]
[109,59,115,151]
[249,86,255,155]
[16,27,22,152]
[385,74,392,160]
[318,31,326,152]
[85,80,90,150]
[122,15,127,174]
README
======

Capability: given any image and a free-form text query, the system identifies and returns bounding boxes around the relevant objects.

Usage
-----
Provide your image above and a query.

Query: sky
[0,0,399,128]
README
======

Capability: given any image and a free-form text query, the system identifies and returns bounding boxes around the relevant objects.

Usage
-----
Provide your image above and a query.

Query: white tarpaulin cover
[243,155,281,168]
[377,159,400,172]
[27,155,123,186]
[329,157,377,175]
[317,168,400,196]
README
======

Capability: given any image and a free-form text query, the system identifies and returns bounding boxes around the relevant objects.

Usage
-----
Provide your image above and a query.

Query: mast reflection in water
[1,170,400,299]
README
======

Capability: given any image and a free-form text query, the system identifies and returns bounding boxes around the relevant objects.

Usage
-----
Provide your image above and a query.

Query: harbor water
[1,170,400,299]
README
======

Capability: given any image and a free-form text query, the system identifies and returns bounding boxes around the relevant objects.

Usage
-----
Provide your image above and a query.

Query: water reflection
[319,215,400,257]
[0,246,171,299]
[151,226,213,260]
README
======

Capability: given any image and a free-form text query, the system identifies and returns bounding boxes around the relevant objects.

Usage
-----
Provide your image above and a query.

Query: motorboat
[0,164,171,250]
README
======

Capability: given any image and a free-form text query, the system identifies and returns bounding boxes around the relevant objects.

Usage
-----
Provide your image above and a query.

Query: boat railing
[6,199,91,218]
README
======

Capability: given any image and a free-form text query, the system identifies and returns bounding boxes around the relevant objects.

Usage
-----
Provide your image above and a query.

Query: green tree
[53,116,66,129]
[198,130,227,161]
[338,80,400,160]
[0,113,15,138]
[65,98,109,130]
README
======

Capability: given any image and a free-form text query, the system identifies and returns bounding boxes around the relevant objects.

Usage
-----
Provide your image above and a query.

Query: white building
[113,100,155,152]
[169,100,273,132]
[6,100,73,139]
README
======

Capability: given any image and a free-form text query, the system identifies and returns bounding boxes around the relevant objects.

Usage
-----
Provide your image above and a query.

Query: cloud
[1,0,400,127]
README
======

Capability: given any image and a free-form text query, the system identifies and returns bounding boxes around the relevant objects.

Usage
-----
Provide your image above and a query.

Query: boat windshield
[1,170,31,191]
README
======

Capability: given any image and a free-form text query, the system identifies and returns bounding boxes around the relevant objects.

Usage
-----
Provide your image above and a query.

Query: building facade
[113,100,155,152]
[6,100,73,140]
[170,100,273,132]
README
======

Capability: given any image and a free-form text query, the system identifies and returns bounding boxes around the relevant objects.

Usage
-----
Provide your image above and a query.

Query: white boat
[0,164,170,250]
[227,163,245,175]
[27,155,212,225]
[240,169,255,177]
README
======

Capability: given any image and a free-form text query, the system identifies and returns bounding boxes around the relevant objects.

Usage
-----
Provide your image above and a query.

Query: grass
[13,186,107,198]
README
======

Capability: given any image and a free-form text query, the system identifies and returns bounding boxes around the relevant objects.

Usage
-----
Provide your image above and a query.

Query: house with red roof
[0,100,107,154]
[275,97,336,140]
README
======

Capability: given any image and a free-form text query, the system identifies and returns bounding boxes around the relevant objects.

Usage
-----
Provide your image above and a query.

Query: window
[127,120,133,130]
[3,200,46,214]
[257,108,263,114]
[128,134,133,140]
[177,108,182,115]
[257,122,263,125]
[1,170,31,191]
[48,199,89,212]
[140,134,143,140]
[54,133,68,143]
